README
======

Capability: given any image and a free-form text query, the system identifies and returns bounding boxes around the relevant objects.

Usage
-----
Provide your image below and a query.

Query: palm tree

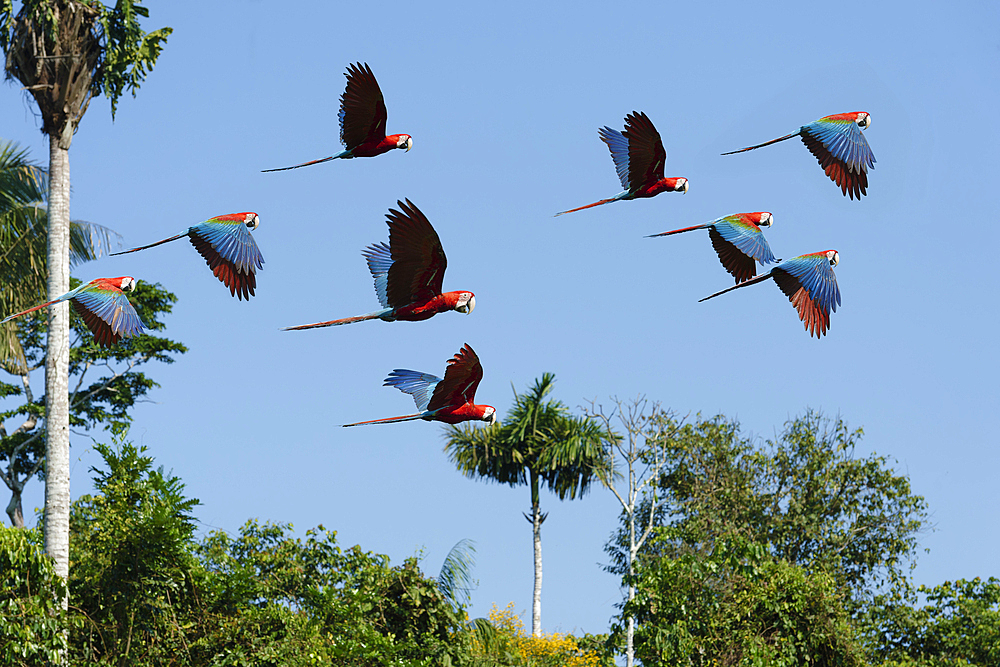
[444,373,608,636]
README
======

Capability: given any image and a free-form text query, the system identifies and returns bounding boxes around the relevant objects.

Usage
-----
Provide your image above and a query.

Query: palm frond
[437,538,477,606]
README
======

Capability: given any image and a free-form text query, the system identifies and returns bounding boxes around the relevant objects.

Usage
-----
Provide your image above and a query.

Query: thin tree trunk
[43,135,71,596]
[626,532,637,667]
[530,472,543,637]
[6,490,24,528]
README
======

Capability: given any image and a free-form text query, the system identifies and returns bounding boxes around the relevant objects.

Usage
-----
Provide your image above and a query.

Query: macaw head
[455,292,476,314]
[826,250,840,267]
[856,113,871,130]
[676,178,689,194]
[755,212,774,228]
[481,406,497,425]
[119,276,137,292]
[244,212,260,230]
[397,135,413,151]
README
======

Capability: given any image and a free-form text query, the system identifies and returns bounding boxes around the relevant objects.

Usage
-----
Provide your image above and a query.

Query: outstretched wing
[800,113,875,200]
[427,344,483,411]
[188,213,264,301]
[71,278,146,347]
[598,126,631,191]
[771,253,841,338]
[339,62,388,150]
[622,111,667,189]
[383,368,443,412]
[361,241,393,308]
[384,200,447,307]
[710,214,777,283]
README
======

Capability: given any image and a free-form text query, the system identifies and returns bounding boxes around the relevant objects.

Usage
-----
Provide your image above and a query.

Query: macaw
[699,250,841,338]
[556,111,688,216]
[722,112,875,199]
[647,212,778,284]
[111,213,263,300]
[284,199,474,330]
[343,343,497,427]
[262,62,412,172]
[1,276,146,347]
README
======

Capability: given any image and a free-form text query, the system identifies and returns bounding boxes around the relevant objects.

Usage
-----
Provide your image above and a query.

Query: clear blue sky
[5,0,999,636]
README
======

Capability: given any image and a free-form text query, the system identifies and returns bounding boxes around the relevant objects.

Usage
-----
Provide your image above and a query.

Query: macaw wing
[72,283,146,347]
[710,215,777,283]
[622,111,667,189]
[384,199,447,307]
[772,254,841,338]
[598,126,631,191]
[800,115,875,199]
[189,214,264,301]
[384,368,443,412]
[427,344,483,411]
[339,62,388,150]
[361,241,392,308]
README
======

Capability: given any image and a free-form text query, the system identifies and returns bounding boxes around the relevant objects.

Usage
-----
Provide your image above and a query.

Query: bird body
[649,212,777,283]
[700,250,841,338]
[111,212,263,300]
[262,62,411,172]
[284,200,474,331]
[1,276,145,347]
[343,344,497,427]
[556,111,688,216]
[723,112,875,199]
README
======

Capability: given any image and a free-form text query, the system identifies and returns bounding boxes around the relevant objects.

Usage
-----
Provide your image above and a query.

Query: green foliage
[0,524,68,665]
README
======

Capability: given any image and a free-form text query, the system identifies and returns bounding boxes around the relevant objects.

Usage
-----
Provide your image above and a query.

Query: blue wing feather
[804,119,875,175]
[362,242,393,308]
[191,219,264,275]
[778,255,841,314]
[73,287,146,337]
[599,126,631,191]
[714,218,777,265]
[384,369,443,412]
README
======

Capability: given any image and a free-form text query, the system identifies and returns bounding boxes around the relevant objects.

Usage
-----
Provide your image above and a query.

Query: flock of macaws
[1,62,876,428]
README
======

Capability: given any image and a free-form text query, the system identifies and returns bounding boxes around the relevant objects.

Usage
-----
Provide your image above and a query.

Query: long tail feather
[554,197,620,217]
[342,413,424,427]
[721,131,801,155]
[110,232,188,256]
[647,223,711,238]
[698,272,773,302]
[0,297,64,324]
[261,152,347,173]
[282,312,383,331]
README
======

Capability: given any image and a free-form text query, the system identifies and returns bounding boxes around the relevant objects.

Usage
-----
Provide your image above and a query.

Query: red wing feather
[800,132,868,200]
[189,233,257,301]
[773,270,830,338]
[385,199,447,307]
[427,344,483,411]
[340,62,388,150]
[72,300,117,347]
[623,111,667,189]
[708,227,757,284]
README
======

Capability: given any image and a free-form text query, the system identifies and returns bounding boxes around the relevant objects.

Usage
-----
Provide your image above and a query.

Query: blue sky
[4,0,999,635]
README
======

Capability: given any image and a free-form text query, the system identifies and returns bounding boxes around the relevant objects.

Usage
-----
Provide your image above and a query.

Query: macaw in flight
[556,111,688,216]
[343,343,497,427]
[722,112,875,199]
[111,213,263,300]
[262,62,412,172]
[699,250,841,338]
[1,276,146,347]
[284,199,474,330]
[648,212,778,284]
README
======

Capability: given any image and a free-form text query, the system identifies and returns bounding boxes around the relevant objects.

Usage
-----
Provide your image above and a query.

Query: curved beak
[405,137,413,152]
[466,295,475,314]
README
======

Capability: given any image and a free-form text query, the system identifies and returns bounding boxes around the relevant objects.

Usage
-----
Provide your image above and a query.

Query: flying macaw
[343,343,497,427]
[647,212,778,284]
[262,62,412,172]
[0,276,146,347]
[722,112,875,200]
[555,111,688,216]
[111,212,263,300]
[699,250,841,338]
[284,199,474,330]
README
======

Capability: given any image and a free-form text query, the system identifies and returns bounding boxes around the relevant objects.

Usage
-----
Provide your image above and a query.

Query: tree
[584,398,681,667]
[445,373,607,636]
[0,0,171,584]
[0,276,186,527]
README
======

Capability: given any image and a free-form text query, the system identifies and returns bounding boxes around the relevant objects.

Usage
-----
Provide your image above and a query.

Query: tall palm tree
[444,373,608,636]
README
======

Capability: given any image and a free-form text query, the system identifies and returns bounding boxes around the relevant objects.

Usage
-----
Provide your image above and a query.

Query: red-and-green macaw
[723,112,875,199]
[1,276,145,347]
[111,213,263,300]
[284,199,474,330]
[343,344,497,427]
[700,250,841,338]
[556,111,688,216]
[648,212,778,283]
[262,62,412,172]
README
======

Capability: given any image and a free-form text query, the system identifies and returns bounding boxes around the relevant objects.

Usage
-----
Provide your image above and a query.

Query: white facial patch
[245,213,259,229]
[828,250,840,266]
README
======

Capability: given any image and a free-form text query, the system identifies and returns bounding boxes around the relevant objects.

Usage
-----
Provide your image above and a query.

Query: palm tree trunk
[530,472,542,637]
[43,135,71,594]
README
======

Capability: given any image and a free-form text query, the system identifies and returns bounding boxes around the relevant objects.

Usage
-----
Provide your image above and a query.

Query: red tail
[698,271,773,303]
[110,232,189,256]
[261,154,341,173]
[282,313,381,330]
[721,130,800,155]
[0,297,64,324]
[342,413,424,427]
[647,223,710,238]
[554,197,618,217]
